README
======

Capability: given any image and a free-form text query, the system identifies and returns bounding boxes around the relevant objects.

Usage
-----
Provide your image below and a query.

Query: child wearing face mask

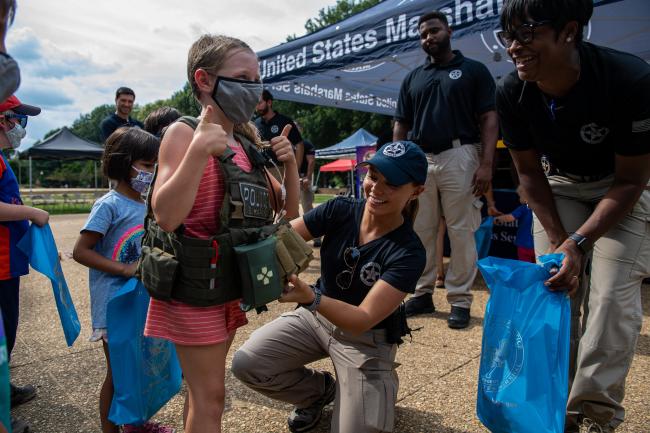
[72,127,173,433]
[142,34,299,433]
[0,95,47,433]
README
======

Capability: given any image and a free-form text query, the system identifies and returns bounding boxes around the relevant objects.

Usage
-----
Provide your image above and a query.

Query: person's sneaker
[579,418,613,433]
[11,416,30,433]
[447,306,470,329]
[123,423,176,433]
[287,372,336,433]
[404,294,435,317]
[10,383,37,407]
[313,238,322,248]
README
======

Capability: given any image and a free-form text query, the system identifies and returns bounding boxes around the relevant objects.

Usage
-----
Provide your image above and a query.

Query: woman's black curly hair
[500,0,593,42]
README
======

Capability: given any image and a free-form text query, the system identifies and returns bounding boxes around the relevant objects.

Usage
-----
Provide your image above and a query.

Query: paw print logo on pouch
[257,267,274,285]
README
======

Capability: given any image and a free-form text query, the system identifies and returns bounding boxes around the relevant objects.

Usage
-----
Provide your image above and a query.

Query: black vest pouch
[138,246,179,302]
[137,215,180,302]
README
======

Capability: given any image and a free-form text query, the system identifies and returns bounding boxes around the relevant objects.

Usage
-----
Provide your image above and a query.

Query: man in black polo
[255,90,303,182]
[99,86,144,141]
[394,10,499,329]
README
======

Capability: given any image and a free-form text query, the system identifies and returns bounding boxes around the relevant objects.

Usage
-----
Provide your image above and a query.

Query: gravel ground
[9,214,650,433]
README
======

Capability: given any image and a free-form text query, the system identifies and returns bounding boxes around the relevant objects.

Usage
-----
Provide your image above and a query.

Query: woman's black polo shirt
[303,197,425,329]
[497,42,650,176]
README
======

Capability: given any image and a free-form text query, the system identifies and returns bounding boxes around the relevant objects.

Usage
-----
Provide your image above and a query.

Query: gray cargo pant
[412,144,483,309]
[532,175,650,430]
[231,307,399,433]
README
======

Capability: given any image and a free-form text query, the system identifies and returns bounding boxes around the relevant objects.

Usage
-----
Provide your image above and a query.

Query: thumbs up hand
[270,124,296,165]
[193,105,228,157]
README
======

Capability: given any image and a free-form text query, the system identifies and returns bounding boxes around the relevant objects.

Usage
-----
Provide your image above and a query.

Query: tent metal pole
[29,156,32,192]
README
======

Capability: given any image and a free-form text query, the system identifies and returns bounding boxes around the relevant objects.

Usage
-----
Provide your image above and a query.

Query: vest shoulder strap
[176,115,199,130]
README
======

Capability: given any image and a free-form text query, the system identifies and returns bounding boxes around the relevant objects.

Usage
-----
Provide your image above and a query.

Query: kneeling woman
[232,141,427,433]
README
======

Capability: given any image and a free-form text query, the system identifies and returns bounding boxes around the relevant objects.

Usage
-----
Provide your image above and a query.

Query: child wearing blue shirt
[495,187,534,262]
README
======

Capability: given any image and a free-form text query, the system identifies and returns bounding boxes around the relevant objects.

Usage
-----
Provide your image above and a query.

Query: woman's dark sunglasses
[3,113,28,128]
[335,247,361,290]
[496,20,552,48]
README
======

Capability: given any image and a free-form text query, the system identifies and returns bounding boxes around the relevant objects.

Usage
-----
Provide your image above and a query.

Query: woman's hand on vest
[271,124,296,166]
[193,105,228,157]
[279,274,315,304]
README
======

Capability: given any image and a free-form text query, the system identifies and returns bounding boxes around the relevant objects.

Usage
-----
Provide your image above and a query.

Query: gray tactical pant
[532,175,650,431]
[232,307,399,433]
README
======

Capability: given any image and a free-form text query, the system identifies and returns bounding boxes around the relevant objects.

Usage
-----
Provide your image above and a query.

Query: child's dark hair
[500,0,593,43]
[143,106,182,137]
[102,127,159,183]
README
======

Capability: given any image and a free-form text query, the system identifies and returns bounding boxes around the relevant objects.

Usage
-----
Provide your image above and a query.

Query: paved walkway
[10,214,650,432]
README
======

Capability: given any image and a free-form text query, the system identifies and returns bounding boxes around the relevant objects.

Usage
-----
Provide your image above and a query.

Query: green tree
[70,104,114,143]
[305,0,381,33]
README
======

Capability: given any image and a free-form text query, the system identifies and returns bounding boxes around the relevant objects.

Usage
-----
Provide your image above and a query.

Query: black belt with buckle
[541,156,611,182]
[417,138,476,155]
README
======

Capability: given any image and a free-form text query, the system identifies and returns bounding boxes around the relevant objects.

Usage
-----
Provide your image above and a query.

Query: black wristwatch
[568,232,592,254]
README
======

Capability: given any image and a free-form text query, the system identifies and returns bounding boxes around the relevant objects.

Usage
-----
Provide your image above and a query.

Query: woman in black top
[496,1,650,431]
[232,141,427,433]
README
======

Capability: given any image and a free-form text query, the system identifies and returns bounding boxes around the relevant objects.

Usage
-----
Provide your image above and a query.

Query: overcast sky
[7,0,338,145]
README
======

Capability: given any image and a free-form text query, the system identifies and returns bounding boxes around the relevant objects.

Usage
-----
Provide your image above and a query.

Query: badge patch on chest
[449,69,462,80]
[360,262,382,286]
[580,123,609,144]
[239,183,272,219]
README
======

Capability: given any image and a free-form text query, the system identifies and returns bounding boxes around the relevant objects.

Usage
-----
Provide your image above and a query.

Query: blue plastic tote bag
[476,254,571,433]
[475,216,494,259]
[107,278,182,425]
[0,313,10,432]
[17,223,81,346]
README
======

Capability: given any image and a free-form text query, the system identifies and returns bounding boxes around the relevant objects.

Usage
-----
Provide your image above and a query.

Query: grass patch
[314,194,336,204]
[31,203,93,215]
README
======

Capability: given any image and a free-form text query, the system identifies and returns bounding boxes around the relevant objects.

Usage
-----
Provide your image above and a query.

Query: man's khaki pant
[232,307,399,433]
[532,175,650,430]
[301,187,314,213]
[412,145,482,309]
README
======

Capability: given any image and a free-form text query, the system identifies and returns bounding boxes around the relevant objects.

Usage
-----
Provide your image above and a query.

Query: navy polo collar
[424,50,465,70]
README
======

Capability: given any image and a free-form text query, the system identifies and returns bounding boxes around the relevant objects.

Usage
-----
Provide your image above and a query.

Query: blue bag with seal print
[476,254,570,433]
[475,216,494,260]
[17,223,81,346]
[107,278,182,425]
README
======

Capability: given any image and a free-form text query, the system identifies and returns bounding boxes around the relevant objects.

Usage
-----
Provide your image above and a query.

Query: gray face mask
[211,76,262,124]
[0,53,21,102]
[5,122,26,148]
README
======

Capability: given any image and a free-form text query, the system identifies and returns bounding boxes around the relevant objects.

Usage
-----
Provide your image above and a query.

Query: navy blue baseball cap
[358,141,427,186]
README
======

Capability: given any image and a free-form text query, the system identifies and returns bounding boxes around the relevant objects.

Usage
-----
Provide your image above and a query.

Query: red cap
[0,95,41,116]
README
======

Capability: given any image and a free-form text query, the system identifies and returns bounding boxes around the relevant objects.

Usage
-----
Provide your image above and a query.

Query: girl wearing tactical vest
[143,34,299,433]
[232,141,427,433]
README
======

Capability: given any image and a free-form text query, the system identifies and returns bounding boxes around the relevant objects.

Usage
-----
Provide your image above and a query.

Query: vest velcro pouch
[274,223,314,284]
[138,245,179,302]
[234,236,283,312]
